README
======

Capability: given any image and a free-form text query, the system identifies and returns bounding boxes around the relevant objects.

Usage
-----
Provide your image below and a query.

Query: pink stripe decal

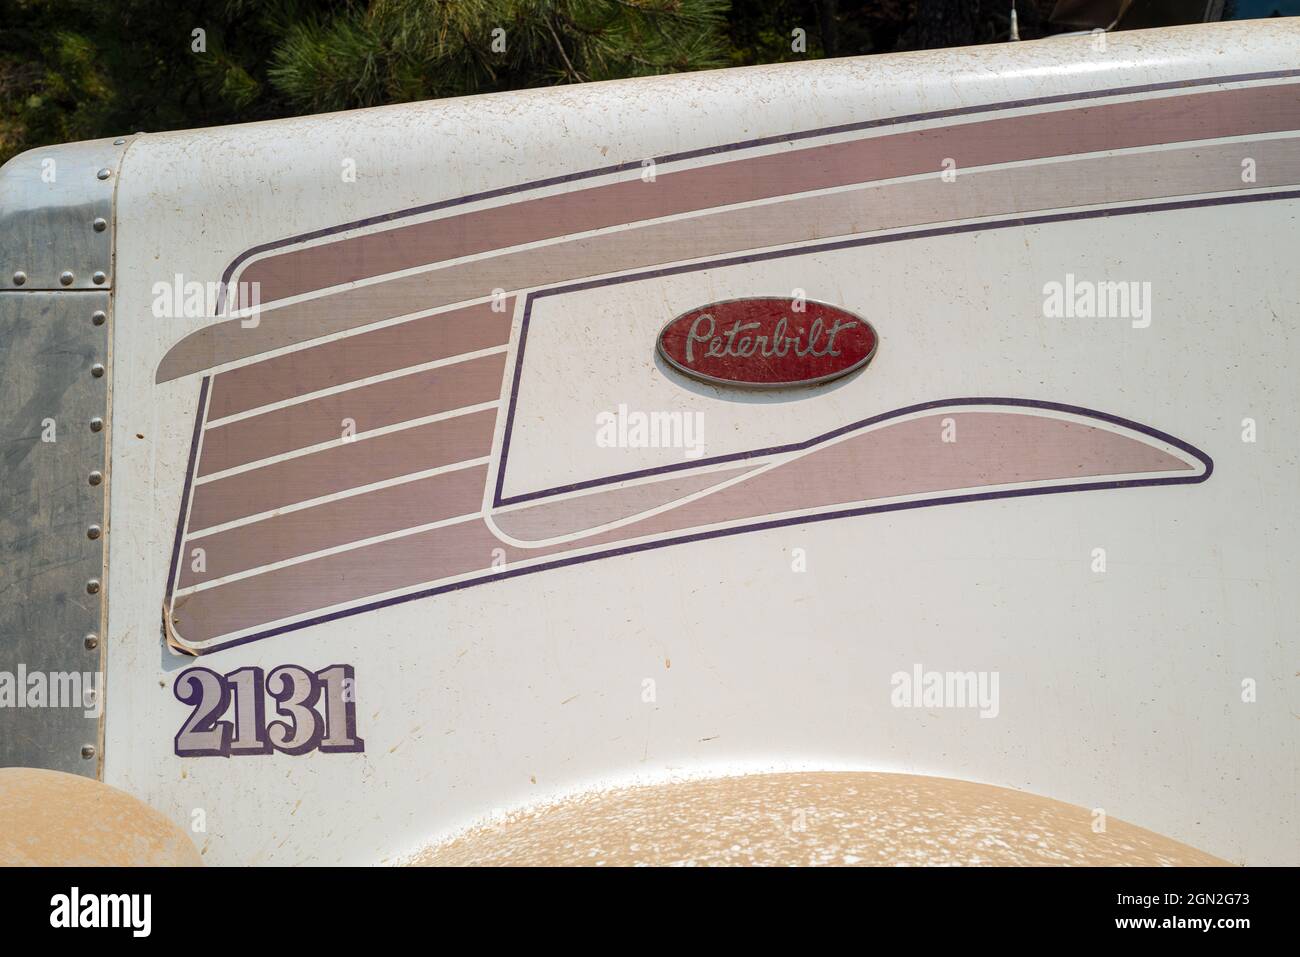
[573,413,1192,543]
[492,465,756,542]
[206,301,511,420]
[198,353,505,476]
[167,408,1203,648]
[242,83,1300,305]
[179,465,488,589]
[157,129,1300,382]
[187,409,496,531]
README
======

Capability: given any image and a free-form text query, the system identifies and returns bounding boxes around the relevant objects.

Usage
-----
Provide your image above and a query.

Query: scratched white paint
[100,21,1300,865]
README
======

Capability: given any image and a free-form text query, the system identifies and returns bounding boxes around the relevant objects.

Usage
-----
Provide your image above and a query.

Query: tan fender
[0,769,201,867]
[415,772,1232,867]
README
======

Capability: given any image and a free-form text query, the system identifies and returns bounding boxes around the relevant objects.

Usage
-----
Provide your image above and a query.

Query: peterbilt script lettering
[657,298,878,388]
[684,313,857,362]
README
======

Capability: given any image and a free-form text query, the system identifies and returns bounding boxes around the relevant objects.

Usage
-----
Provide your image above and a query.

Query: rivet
[91,310,106,326]
[89,417,104,432]
[96,168,111,180]
[88,470,103,486]
[92,271,107,285]
[81,745,96,760]
[87,524,101,540]
[59,270,74,286]
[93,217,107,232]
[91,363,105,378]
[84,633,99,650]
[11,271,26,286]
[86,579,100,595]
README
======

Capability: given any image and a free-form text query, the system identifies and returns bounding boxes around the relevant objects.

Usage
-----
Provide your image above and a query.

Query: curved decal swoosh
[153,72,1265,653]
[164,396,1211,655]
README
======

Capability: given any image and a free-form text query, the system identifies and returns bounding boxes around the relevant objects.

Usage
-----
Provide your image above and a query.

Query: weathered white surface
[100,21,1299,865]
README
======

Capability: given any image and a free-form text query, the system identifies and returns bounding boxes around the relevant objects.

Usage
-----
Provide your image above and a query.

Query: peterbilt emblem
[657,298,878,388]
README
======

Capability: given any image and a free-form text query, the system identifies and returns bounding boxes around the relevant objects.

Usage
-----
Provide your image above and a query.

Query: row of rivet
[85,299,107,762]
[13,265,108,287]
[9,165,112,288]
[5,148,118,764]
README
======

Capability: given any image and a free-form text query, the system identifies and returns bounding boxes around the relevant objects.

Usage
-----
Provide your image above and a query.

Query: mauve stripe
[171,519,507,643]
[186,408,496,531]
[156,130,1300,383]
[241,84,1300,304]
[178,465,488,589]
[170,411,1191,643]
[207,301,511,420]
[491,465,755,542]
[197,352,506,477]
[575,414,1192,545]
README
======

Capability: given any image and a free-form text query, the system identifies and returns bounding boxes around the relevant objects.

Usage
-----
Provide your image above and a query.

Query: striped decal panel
[206,301,511,419]
[158,73,1300,653]
[199,354,506,477]
[236,83,1300,304]
[156,78,1300,381]
[179,466,488,590]
[168,404,1209,649]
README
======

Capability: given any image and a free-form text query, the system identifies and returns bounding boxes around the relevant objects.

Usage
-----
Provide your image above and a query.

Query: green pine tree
[1,1,1064,164]
[2,0,732,163]
[266,0,732,114]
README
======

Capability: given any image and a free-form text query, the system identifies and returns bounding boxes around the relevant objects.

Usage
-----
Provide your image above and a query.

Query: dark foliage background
[0,0,1275,163]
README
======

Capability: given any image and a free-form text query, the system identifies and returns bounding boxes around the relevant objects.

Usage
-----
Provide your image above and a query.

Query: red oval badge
[657,298,877,388]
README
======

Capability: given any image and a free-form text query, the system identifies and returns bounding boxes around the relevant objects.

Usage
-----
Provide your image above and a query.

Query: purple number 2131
[174,664,363,757]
